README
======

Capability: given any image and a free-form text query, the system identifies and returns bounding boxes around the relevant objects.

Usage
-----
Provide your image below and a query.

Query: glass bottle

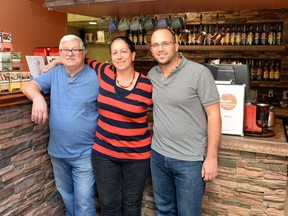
[230,25,236,45]
[250,59,256,80]
[268,24,275,45]
[205,25,212,45]
[175,29,181,45]
[274,61,280,81]
[276,24,282,45]
[188,27,193,45]
[261,24,267,45]
[220,26,226,45]
[254,24,260,45]
[269,61,275,81]
[246,25,254,45]
[263,61,269,81]
[225,26,231,45]
[235,26,242,45]
[138,30,143,45]
[241,25,247,45]
[129,31,133,43]
[256,60,263,81]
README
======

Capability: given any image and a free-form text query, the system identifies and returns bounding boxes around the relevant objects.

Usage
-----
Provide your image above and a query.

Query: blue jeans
[91,153,150,216]
[150,150,205,216]
[50,155,96,216]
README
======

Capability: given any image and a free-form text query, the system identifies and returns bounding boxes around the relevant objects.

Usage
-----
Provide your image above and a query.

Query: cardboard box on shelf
[12,52,21,62]
[0,32,12,43]
[20,71,32,82]
[0,42,13,51]
[0,51,11,62]
[0,72,10,93]
[0,62,12,71]
[9,71,21,92]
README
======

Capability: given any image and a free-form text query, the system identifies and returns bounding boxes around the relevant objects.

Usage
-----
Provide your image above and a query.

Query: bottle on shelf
[235,25,242,45]
[225,26,231,45]
[246,25,254,45]
[175,29,181,45]
[205,25,212,45]
[250,59,256,80]
[220,26,226,45]
[267,24,275,45]
[269,60,275,81]
[128,31,133,43]
[230,25,236,45]
[274,61,280,81]
[241,25,247,45]
[138,30,143,45]
[276,23,282,45]
[263,61,269,81]
[256,60,263,81]
[188,27,193,45]
[254,24,260,45]
[260,24,267,45]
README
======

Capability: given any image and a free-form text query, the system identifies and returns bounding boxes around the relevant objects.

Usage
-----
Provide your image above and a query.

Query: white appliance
[216,84,246,136]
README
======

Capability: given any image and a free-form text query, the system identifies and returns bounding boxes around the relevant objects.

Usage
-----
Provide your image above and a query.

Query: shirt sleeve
[34,67,55,94]
[197,66,220,106]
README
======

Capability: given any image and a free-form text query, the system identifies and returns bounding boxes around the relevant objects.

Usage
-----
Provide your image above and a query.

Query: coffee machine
[244,103,269,133]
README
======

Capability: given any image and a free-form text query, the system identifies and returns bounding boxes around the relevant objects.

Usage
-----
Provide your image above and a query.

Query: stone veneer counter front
[141,119,288,215]
[1,95,287,215]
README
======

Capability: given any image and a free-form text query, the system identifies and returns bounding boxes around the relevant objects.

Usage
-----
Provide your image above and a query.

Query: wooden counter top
[220,119,288,157]
[0,92,31,107]
[0,92,48,108]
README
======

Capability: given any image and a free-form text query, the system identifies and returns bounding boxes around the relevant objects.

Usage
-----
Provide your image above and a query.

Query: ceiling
[45,0,288,18]
[45,0,288,29]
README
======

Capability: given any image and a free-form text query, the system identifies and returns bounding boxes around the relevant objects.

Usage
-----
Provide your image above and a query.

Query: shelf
[0,92,49,108]
[251,81,288,88]
[135,45,287,52]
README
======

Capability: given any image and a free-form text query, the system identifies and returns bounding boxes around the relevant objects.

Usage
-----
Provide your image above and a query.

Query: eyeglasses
[150,41,175,49]
[60,49,84,54]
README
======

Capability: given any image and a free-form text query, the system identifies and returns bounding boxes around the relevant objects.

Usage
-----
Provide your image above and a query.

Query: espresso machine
[244,103,270,134]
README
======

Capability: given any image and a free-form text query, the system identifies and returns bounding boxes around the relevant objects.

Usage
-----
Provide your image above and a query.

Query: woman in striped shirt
[87,36,153,216]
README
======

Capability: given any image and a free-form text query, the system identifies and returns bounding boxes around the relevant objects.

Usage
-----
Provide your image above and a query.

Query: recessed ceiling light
[89,21,97,25]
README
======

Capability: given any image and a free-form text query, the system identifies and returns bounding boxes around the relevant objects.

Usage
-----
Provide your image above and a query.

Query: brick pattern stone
[140,148,288,216]
[0,103,65,216]
[1,103,286,215]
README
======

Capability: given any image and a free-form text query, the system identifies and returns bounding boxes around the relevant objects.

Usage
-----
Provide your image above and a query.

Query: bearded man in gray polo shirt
[148,28,221,216]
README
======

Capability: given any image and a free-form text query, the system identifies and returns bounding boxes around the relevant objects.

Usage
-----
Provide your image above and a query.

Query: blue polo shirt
[35,65,99,158]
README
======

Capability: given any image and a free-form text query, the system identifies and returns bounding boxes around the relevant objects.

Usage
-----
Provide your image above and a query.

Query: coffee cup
[108,18,118,33]
[143,16,155,31]
[171,16,184,29]
[156,17,170,29]
[130,16,140,31]
[118,17,130,32]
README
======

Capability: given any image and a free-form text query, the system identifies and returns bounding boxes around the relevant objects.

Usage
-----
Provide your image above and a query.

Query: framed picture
[25,56,46,78]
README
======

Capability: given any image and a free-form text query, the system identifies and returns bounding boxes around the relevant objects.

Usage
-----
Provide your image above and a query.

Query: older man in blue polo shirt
[21,35,99,216]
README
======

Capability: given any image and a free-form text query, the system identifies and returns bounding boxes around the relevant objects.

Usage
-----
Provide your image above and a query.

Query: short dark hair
[109,36,136,53]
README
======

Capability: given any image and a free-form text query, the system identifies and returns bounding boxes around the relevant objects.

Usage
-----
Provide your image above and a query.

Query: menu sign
[216,84,245,136]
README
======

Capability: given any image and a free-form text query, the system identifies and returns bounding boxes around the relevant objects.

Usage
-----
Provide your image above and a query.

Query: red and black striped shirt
[87,59,153,162]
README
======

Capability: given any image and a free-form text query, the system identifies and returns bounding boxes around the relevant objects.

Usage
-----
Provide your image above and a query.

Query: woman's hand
[43,59,62,73]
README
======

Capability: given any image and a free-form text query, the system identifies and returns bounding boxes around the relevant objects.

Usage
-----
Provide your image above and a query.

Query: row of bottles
[174,23,283,46]
[250,59,281,81]
[128,31,147,45]
[206,58,281,81]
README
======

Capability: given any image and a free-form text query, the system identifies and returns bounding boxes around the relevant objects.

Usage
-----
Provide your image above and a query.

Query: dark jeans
[91,153,150,216]
[151,150,205,216]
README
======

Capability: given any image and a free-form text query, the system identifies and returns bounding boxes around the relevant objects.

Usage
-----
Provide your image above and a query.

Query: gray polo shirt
[148,55,219,161]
